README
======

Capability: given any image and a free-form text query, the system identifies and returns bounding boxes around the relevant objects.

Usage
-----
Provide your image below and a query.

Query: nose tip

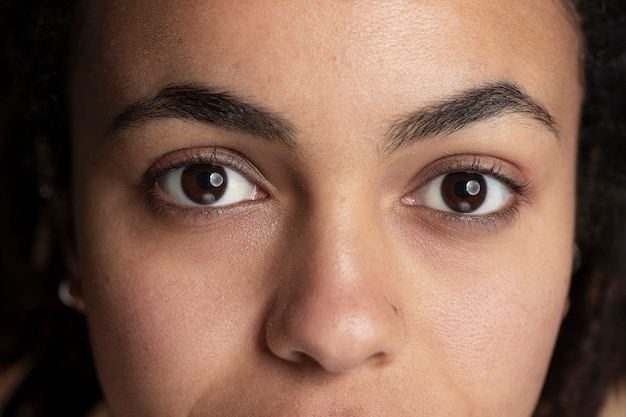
[265,289,405,373]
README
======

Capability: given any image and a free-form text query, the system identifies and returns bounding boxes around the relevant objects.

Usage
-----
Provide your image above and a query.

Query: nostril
[289,351,319,367]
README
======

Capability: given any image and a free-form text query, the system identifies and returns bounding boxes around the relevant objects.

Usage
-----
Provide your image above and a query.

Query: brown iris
[181,164,227,205]
[441,172,486,213]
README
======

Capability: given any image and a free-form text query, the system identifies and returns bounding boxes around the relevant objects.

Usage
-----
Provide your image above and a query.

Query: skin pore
[67,0,582,416]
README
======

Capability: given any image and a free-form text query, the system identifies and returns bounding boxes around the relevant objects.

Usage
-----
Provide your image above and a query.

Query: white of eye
[407,173,512,215]
[159,165,258,207]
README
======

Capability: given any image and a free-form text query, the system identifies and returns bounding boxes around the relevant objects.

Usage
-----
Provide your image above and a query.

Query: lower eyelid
[144,185,269,226]
[408,201,524,237]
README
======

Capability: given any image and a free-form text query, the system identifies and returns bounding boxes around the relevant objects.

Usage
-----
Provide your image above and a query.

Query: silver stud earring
[58,279,75,308]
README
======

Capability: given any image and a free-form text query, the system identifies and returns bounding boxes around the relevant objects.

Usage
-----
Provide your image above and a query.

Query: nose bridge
[297,187,392,305]
[308,198,376,286]
[265,195,405,372]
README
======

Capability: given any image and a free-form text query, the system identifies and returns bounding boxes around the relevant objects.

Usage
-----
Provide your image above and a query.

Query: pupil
[441,172,487,213]
[454,180,468,198]
[181,164,228,204]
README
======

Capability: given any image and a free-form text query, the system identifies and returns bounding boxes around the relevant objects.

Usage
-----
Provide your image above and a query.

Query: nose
[264,214,405,373]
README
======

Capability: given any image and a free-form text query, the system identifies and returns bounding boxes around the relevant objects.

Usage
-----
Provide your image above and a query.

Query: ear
[34,134,86,313]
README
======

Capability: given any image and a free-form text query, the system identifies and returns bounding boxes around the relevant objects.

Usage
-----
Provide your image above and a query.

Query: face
[68,1,582,415]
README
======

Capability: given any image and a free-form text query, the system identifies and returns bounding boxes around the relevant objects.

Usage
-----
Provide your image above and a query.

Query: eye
[405,172,513,215]
[157,163,263,207]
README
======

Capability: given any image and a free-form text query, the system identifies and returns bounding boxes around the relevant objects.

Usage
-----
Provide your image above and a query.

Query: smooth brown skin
[68,1,582,416]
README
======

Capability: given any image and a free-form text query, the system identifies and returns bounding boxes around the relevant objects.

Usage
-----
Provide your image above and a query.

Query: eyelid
[403,155,530,198]
[140,147,272,220]
[158,165,261,207]
[144,147,268,188]
[400,154,532,233]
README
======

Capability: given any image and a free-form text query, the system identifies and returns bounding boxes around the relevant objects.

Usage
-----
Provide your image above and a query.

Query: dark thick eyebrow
[384,81,558,153]
[105,84,297,148]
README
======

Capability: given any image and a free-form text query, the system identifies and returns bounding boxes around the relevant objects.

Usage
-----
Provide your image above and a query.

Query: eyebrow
[107,81,557,154]
[384,81,559,153]
[105,83,297,148]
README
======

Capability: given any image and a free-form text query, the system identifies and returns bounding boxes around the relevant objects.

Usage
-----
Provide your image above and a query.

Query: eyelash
[141,149,531,233]
[407,155,532,233]
[140,148,267,222]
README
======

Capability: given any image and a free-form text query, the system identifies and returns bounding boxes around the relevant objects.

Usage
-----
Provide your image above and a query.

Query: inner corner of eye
[252,185,269,200]
[401,193,419,206]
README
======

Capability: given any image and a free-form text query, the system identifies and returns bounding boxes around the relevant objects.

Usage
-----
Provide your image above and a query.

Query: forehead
[71,0,581,136]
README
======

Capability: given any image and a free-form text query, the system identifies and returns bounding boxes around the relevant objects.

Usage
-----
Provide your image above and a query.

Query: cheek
[401,246,571,414]
[76,192,280,414]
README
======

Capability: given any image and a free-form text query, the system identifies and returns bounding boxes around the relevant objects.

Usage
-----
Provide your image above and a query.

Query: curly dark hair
[0,1,624,416]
